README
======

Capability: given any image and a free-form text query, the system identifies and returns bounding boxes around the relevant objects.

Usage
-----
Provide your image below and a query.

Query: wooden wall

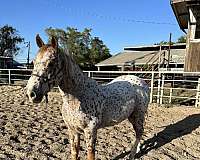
[185,42,200,71]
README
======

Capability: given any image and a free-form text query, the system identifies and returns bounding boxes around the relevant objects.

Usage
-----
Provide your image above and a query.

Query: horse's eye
[43,78,47,82]
[49,62,54,67]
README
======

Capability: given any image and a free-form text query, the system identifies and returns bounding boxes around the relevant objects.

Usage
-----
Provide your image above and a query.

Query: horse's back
[110,75,149,91]
[110,75,150,105]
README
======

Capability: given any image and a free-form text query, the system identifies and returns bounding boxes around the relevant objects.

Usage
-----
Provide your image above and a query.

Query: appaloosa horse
[26,35,150,160]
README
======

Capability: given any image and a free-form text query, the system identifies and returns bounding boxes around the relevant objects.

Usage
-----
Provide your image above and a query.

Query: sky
[0,0,184,62]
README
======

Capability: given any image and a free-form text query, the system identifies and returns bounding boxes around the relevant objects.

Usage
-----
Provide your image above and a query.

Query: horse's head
[26,34,62,103]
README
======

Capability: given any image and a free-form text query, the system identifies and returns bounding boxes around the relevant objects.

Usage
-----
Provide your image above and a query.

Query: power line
[42,0,177,26]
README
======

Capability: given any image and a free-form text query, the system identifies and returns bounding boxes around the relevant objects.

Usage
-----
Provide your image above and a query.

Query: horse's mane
[59,47,83,82]
[60,47,76,65]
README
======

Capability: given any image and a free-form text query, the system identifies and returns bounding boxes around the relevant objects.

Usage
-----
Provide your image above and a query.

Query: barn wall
[185,42,200,71]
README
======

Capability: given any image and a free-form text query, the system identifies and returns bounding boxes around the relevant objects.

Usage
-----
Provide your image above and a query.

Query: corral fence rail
[1,69,200,107]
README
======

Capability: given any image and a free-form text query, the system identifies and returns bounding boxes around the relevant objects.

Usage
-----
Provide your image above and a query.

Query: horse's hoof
[129,153,136,160]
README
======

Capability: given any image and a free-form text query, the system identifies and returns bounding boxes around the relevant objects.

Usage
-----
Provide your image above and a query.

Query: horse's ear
[36,34,44,48]
[51,36,57,49]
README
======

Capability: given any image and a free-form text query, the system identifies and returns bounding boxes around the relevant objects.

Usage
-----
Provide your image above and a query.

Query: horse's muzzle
[27,89,43,103]
[30,91,37,99]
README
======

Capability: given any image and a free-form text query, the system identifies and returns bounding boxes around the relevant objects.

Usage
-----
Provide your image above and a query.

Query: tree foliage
[155,41,175,45]
[45,27,111,69]
[155,35,186,45]
[0,25,24,57]
[177,35,186,43]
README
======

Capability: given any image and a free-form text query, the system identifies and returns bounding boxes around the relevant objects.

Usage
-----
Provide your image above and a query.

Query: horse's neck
[58,54,98,98]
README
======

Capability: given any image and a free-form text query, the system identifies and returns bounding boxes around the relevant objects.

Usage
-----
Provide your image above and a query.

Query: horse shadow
[113,113,200,160]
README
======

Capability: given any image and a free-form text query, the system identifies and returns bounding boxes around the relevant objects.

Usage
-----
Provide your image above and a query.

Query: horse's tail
[139,79,150,107]
[138,78,150,95]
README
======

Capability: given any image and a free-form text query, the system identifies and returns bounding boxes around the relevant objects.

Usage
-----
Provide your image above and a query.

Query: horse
[26,34,150,160]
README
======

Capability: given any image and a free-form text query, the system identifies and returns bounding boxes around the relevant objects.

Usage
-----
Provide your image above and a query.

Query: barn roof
[96,44,186,67]
[171,0,200,31]
[124,43,186,51]
[0,56,13,59]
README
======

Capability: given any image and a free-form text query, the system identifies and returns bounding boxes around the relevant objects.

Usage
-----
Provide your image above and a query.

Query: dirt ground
[0,85,200,160]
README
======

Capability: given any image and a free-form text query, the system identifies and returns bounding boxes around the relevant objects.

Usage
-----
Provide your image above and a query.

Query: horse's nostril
[30,91,36,99]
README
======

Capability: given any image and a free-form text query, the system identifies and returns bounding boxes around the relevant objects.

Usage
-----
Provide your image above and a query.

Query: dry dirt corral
[0,85,200,160]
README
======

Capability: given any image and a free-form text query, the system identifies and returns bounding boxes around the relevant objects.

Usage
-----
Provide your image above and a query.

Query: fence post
[195,78,200,107]
[157,72,161,104]
[160,73,165,104]
[88,71,91,78]
[8,69,11,85]
[150,72,154,103]
[169,88,173,103]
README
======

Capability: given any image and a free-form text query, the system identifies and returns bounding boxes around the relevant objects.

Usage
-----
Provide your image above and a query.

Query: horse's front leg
[84,127,97,160]
[69,130,80,160]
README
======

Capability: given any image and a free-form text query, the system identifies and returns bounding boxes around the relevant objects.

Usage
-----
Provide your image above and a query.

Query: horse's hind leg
[128,110,145,159]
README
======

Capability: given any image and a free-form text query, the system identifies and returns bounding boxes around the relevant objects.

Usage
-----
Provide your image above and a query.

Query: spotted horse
[26,35,150,160]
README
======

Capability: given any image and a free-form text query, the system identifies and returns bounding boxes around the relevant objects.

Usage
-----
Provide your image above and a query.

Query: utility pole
[167,33,172,70]
[158,45,162,71]
[27,41,30,66]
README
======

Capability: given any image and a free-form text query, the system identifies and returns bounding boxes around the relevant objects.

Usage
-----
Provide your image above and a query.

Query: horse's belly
[99,99,135,128]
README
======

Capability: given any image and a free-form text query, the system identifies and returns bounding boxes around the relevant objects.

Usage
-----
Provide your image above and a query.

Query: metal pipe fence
[1,69,200,107]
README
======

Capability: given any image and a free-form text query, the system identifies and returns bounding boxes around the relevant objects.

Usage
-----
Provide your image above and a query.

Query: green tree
[0,25,24,57]
[154,41,175,45]
[177,35,186,43]
[45,27,111,69]
[90,37,110,64]
[155,35,186,45]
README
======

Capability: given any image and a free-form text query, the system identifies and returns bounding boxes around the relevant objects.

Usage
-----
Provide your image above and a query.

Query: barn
[0,56,25,69]
[96,43,186,71]
[171,0,200,72]
[0,56,13,69]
